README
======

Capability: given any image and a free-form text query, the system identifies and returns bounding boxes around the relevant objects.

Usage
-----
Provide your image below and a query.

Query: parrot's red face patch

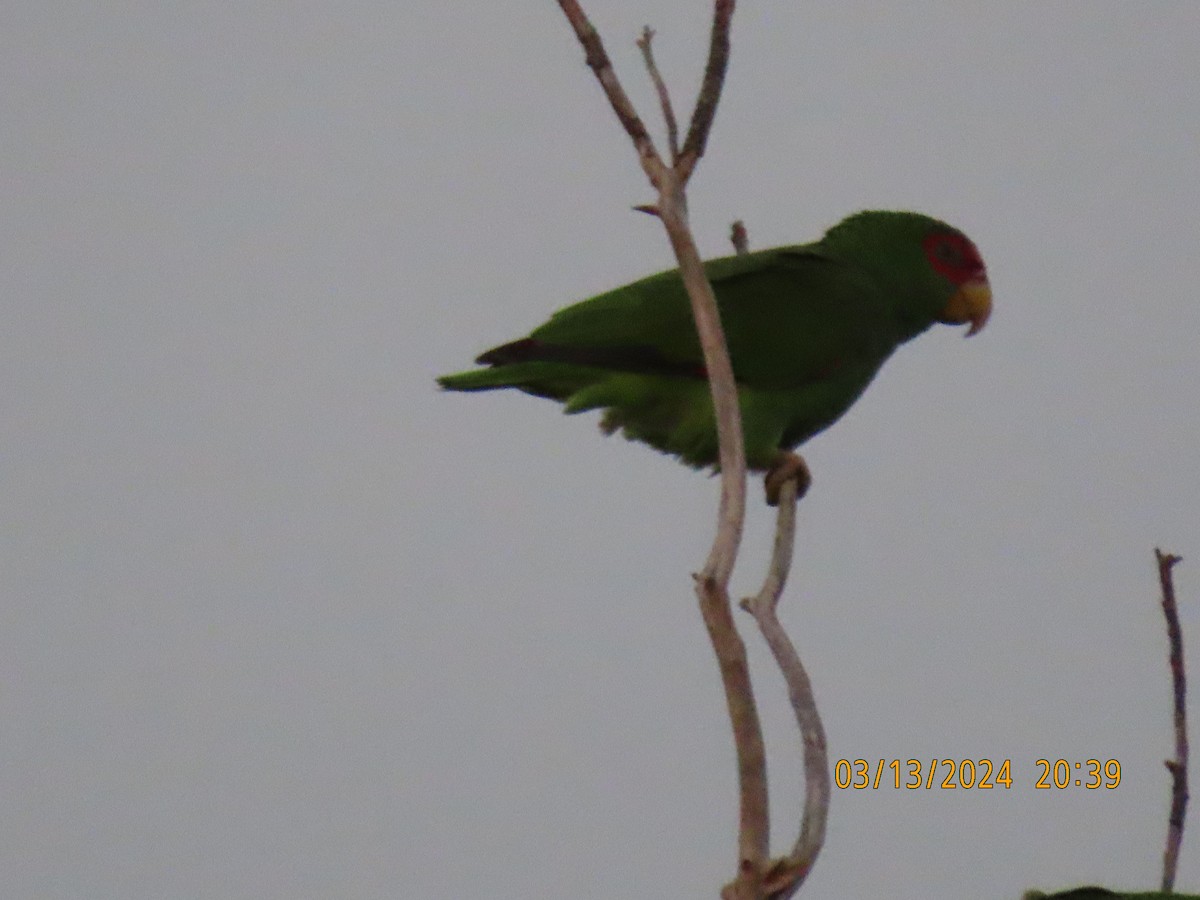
[922,231,987,286]
[926,230,992,335]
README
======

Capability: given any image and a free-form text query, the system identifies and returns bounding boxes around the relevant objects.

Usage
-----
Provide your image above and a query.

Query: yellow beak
[939,279,992,337]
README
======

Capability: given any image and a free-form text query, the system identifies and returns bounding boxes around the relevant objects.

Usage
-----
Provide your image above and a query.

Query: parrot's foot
[764,451,811,507]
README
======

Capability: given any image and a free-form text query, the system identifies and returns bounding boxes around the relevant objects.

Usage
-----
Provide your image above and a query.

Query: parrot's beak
[939,279,992,337]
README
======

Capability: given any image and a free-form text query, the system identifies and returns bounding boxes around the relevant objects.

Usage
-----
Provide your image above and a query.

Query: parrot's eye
[934,241,963,265]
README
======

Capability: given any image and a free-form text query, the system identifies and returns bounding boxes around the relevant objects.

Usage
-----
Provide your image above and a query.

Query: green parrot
[438,210,991,490]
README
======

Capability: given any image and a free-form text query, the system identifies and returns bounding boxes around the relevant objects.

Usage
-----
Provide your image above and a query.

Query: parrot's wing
[485,246,894,391]
[709,248,895,389]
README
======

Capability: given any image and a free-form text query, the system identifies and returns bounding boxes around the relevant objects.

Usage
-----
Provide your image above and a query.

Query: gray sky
[4,3,1200,898]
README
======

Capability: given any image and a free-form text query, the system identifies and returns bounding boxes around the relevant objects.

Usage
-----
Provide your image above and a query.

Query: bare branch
[556,2,745,578]
[678,0,736,182]
[741,454,828,900]
[554,10,748,585]
[1157,548,1188,893]
[637,27,681,162]
[555,0,664,185]
[556,1,744,588]
[697,574,770,893]
[656,198,746,585]
[556,3,757,892]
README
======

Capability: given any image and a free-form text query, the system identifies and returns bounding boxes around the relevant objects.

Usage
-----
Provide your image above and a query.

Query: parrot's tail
[436,361,591,402]
[436,368,520,392]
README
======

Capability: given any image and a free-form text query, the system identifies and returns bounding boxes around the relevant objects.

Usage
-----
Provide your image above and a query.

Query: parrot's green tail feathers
[436,368,520,392]
[437,361,594,402]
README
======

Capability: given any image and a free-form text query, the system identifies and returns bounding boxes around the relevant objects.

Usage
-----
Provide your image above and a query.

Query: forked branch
[552,5,833,897]
[555,0,745,585]
[741,456,828,899]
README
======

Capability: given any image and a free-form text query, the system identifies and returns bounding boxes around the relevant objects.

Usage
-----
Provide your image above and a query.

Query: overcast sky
[5,3,1200,898]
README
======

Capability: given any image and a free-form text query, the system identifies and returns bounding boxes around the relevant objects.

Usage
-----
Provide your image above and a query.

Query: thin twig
[677,0,736,182]
[637,27,680,162]
[1157,548,1188,893]
[741,456,828,900]
[555,0,663,187]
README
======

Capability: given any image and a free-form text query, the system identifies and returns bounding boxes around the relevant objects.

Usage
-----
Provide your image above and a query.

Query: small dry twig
[1157,548,1188,893]
[637,27,680,162]
[678,0,735,182]
[554,0,659,180]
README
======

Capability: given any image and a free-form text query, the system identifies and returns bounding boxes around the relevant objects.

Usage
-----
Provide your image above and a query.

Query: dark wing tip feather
[476,337,705,379]
[476,338,541,367]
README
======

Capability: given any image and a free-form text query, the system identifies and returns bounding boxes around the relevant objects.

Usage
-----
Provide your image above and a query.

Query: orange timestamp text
[834,758,1122,790]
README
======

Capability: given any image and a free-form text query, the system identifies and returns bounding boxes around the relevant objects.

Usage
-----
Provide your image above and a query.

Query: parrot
[437,210,991,498]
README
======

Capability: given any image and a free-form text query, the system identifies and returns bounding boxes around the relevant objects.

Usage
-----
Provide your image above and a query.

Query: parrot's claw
[764,451,811,507]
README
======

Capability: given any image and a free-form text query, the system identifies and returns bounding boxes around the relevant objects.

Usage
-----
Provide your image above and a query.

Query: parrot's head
[923,229,992,337]
[821,211,992,341]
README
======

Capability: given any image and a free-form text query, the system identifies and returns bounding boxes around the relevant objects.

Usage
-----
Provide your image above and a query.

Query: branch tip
[677,0,736,181]
[730,219,749,255]
[635,22,680,161]
[555,0,659,160]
